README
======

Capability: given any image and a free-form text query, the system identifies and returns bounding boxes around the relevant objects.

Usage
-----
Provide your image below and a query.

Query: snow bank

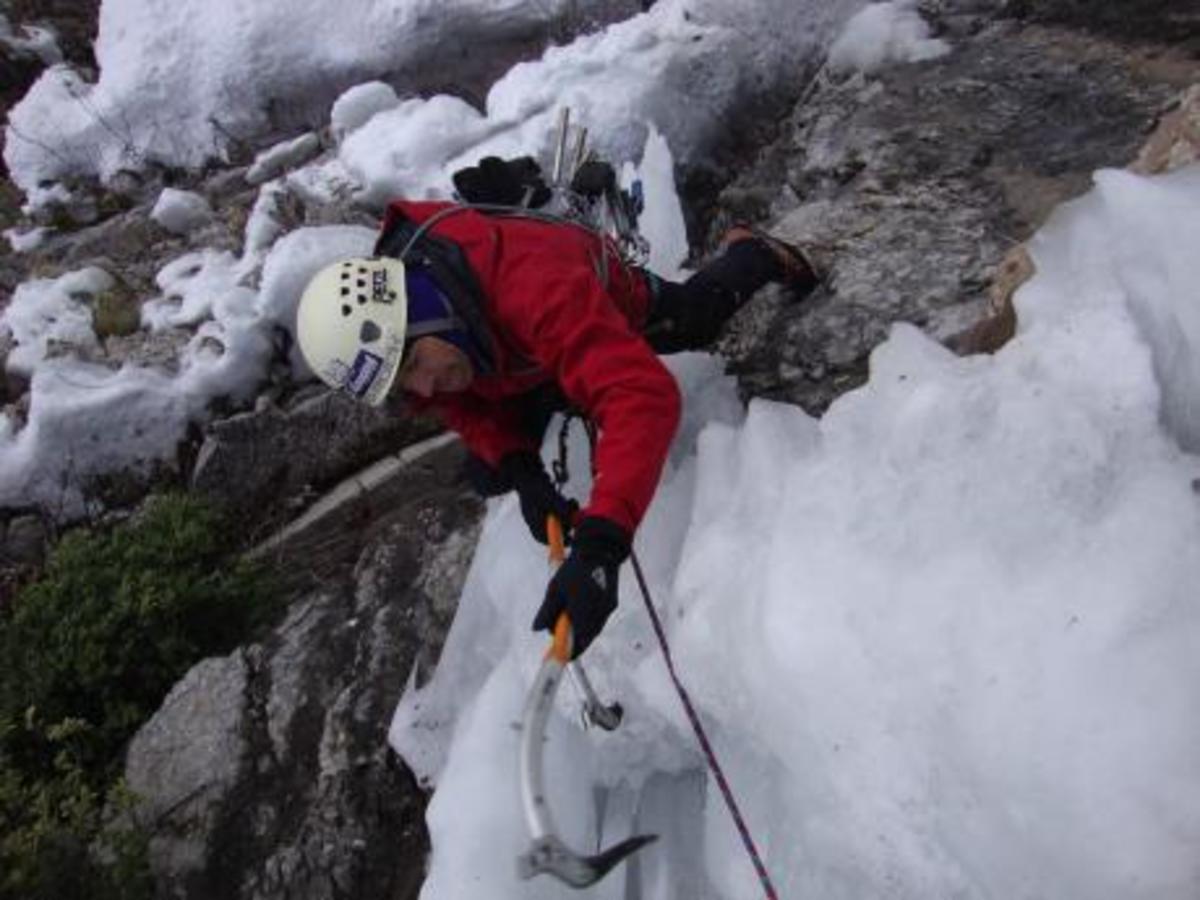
[4,0,867,206]
[4,225,50,253]
[391,165,1200,898]
[828,0,950,74]
[3,268,110,377]
[0,245,278,515]
[295,0,868,209]
[2,0,623,200]
[330,82,400,144]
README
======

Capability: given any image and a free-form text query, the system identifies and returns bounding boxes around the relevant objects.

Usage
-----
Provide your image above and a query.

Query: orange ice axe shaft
[516,514,653,887]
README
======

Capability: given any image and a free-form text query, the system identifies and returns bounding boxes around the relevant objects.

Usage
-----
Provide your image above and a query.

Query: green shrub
[0,494,280,900]
[0,744,150,900]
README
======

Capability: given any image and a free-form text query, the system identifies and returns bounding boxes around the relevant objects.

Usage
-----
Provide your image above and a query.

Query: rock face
[125,438,483,900]
[711,1,1197,412]
[190,387,440,528]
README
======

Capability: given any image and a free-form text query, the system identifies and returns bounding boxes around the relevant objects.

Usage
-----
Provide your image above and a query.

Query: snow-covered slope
[3,0,863,203]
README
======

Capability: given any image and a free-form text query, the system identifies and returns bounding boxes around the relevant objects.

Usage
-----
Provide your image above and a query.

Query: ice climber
[293,165,820,659]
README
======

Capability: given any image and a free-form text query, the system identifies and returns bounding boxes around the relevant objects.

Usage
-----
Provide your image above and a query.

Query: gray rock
[711,10,1186,413]
[126,439,484,900]
[124,653,251,878]
[190,389,440,525]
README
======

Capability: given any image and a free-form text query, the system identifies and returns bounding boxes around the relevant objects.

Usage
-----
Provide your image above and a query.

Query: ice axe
[516,516,658,887]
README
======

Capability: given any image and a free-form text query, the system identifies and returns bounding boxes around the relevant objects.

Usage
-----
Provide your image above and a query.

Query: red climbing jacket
[383,200,681,535]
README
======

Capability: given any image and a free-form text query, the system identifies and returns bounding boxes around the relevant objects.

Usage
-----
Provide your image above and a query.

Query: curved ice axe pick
[517,516,657,887]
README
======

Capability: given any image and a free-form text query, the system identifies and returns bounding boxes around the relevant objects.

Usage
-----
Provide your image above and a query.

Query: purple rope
[629,551,781,900]
[568,419,778,897]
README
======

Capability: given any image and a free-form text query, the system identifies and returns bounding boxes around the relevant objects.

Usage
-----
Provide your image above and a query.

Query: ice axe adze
[517,517,658,887]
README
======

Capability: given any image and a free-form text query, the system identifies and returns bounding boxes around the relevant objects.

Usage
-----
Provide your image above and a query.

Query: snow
[3,0,863,206]
[391,163,1200,899]
[150,187,213,234]
[2,0,633,200]
[828,0,951,74]
[0,253,275,513]
[0,14,63,64]
[4,226,50,253]
[337,95,494,205]
[3,268,111,377]
[330,82,400,144]
[141,250,241,330]
[633,125,689,279]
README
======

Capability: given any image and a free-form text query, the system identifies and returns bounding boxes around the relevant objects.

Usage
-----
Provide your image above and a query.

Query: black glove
[500,451,578,545]
[533,516,630,659]
[452,156,551,208]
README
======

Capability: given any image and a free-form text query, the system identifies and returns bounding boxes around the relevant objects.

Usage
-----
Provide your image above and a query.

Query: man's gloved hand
[500,451,578,544]
[532,516,630,659]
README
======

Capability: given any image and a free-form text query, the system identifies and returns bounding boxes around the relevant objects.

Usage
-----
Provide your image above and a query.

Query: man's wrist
[572,516,630,564]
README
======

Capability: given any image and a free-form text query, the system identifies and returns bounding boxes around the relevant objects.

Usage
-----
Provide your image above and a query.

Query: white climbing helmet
[296,257,408,406]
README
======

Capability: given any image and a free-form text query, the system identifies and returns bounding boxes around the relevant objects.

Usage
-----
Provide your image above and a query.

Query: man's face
[396,336,474,398]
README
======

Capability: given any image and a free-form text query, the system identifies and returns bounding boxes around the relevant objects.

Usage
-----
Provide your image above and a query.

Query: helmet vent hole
[359,320,382,344]
[357,295,367,304]
[357,279,366,288]
[341,287,350,296]
[341,305,352,317]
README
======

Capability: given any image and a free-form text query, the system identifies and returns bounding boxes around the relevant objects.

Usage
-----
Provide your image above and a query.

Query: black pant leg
[643,240,782,354]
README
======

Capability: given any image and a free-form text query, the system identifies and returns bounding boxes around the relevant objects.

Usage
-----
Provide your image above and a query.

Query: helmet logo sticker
[346,349,384,399]
[371,269,392,303]
[359,320,382,343]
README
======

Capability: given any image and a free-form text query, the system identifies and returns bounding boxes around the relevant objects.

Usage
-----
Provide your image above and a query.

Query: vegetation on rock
[0,494,279,900]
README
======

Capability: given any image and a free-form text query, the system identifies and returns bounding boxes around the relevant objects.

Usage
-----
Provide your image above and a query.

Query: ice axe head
[519,520,658,887]
[518,833,659,888]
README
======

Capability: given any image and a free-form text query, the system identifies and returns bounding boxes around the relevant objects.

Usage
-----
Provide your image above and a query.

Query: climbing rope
[553,418,781,900]
[628,550,781,900]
